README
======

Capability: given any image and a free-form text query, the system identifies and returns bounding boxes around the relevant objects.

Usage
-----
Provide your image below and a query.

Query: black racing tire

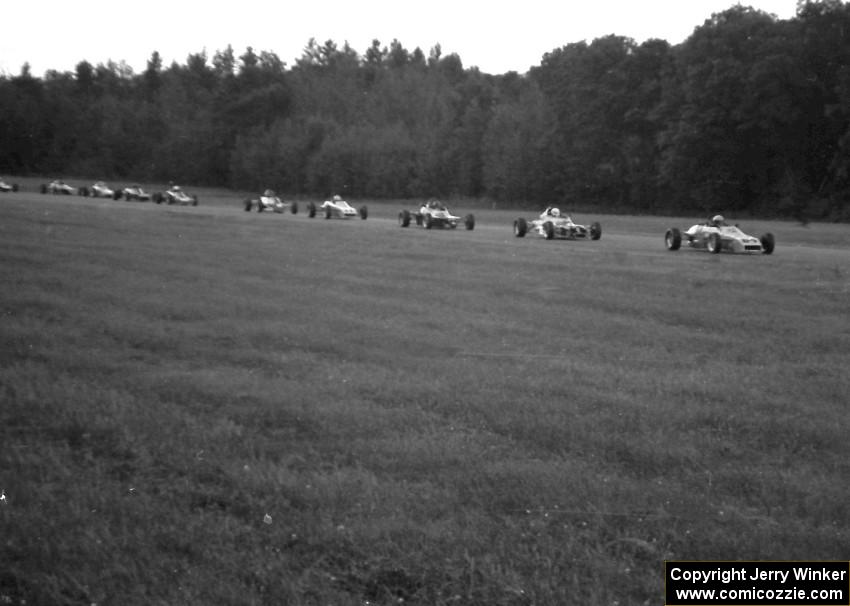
[423,213,432,229]
[41,184,47,194]
[12,183,19,192]
[359,205,368,220]
[543,220,555,240]
[307,202,316,218]
[79,187,89,197]
[665,228,682,251]
[290,202,299,215]
[399,209,411,227]
[113,190,122,200]
[707,232,722,254]
[154,192,163,204]
[192,195,199,206]
[244,198,253,211]
[257,202,264,212]
[325,206,332,219]
[125,192,132,201]
[514,217,527,237]
[590,221,602,240]
[415,213,423,226]
[760,233,775,255]
[464,214,475,231]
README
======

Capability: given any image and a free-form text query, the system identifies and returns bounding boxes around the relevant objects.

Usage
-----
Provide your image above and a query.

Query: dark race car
[399,199,475,230]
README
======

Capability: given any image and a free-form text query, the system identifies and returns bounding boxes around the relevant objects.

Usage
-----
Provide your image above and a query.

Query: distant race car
[0,178,19,192]
[83,181,120,199]
[307,195,367,220]
[513,206,601,241]
[41,180,78,195]
[244,189,298,214]
[664,215,775,254]
[121,184,151,201]
[399,199,475,230]
[154,185,198,206]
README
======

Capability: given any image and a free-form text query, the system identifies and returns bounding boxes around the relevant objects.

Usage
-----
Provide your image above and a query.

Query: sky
[1,0,800,77]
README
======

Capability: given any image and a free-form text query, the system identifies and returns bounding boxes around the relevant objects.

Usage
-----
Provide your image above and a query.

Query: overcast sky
[2,1,799,77]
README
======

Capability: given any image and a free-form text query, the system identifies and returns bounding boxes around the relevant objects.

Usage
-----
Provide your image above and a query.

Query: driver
[543,206,561,217]
[709,214,725,227]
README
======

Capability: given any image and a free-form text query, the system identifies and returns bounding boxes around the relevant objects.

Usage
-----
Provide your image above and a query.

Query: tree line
[1,0,849,220]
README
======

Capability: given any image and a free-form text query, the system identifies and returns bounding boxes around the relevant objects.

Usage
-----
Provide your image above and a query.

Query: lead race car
[665,215,775,254]
[244,189,298,214]
[307,195,367,220]
[513,206,601,241]
[398,199,475,230]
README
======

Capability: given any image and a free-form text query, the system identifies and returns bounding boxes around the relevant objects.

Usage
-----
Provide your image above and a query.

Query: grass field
[1,184,848,605]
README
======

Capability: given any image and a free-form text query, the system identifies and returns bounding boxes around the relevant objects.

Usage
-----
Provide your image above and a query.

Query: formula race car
[121,185,151,201]
[664,215,774,254]
[307,195,367,220]
[0,177,19,192]
[399,199,475,230]
[41,180,78,195]
[244,189,298,214]
[154,185,198,206]
[82,181,120,199]
[513,207,601,240]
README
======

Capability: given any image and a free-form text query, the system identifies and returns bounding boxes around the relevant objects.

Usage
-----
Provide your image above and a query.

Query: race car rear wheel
[590,221,602,240]
[543,221,555,240]
[325,206,332,219]
[244,198,253,211]
[112,190,122,201]
[399,209,411,227]
[290,202,299,215]
[513,218,527,237]
[707,232,722,254]
[760,233,775,254]
[40,184,47,194]
[423,214,432,229]
[307,202,316,218]
[192,195,199,206]
[359,205,368,220]
[665,228,682,251]
[154,192,163,204]
[464,214,475,230]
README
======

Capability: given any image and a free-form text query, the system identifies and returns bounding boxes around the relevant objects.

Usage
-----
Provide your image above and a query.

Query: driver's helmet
[711,214,725,227]
[171,185,181,192]
[428,199,440,209]
[333,195,342,202]
[263,189,274,197]
[550,207,561,217]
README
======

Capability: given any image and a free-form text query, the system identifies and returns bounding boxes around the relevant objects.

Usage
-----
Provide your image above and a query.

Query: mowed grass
[1,191,848,605]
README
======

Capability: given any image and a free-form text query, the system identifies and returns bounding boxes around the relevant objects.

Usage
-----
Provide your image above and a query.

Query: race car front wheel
[665,228,681,251]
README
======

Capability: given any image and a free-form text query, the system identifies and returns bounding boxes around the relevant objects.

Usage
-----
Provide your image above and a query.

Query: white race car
[399,199,475,230]
[41,180,78,195]
[0,177,19,192]
[244,189,298,214]
[83,181,120,199]
[513,207,601,241]
[665,215,774,254]
[307,195,367,220]
[121,185,151,201]
[154,185,198,206]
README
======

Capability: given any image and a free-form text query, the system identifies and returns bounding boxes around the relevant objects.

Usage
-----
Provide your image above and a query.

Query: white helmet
[550,207,561,217]
[712,214,725,226]
[333,195,342,202]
